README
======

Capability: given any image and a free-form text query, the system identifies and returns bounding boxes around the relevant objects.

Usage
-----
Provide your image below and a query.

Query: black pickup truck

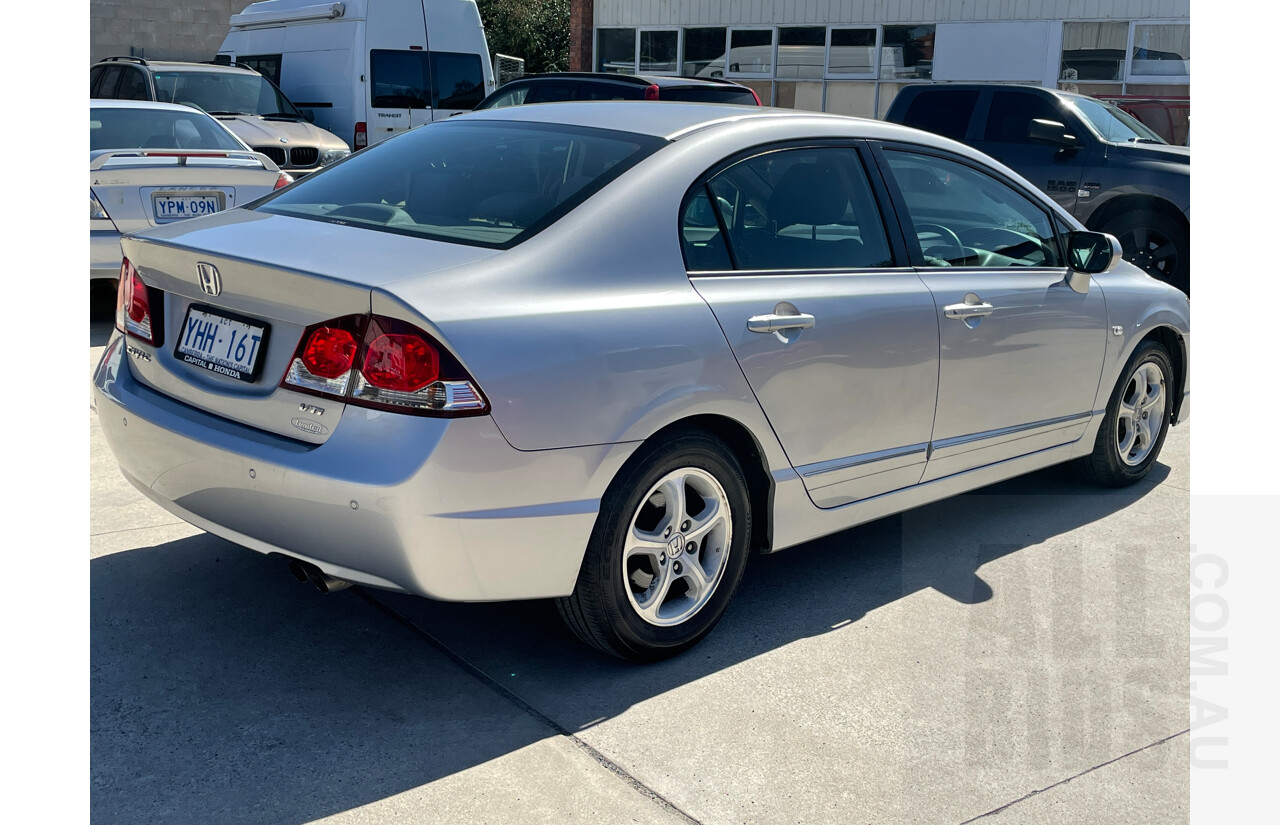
[884,84,1190,294]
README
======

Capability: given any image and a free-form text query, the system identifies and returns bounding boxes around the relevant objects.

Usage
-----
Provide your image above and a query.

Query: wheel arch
[1085,193,1188,236]
[1141,325,1188,425]
[605,414,776,556]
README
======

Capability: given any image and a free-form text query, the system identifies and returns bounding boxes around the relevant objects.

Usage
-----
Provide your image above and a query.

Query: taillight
[354,122,367,149]
[281,314,487,417]
[273,172,294,190]
[749,88,762,106]
[643,84,659,101]
[115,258,158,345]
[90,190,111,221]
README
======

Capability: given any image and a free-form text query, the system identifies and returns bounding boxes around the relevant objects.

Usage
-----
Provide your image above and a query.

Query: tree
[477,0,570,75]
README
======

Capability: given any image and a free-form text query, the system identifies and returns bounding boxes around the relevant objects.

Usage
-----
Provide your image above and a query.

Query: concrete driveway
[90,328,1189,824]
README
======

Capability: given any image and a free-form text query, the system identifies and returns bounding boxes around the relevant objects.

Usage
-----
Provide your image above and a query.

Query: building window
[640,30,679,73]
[597,28,636,74]
[881,25,934,79]
[682,27,726,77]
[777,27,824,80]
[1131,24,1189,79]
[728,29,774,76]
[1060,22,1128,82]
[828,28,877,77]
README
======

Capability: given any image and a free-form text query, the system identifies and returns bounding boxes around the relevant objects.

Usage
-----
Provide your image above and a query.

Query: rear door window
[430,52,484,109]
[370,50,430,109]
[899,90,980,141]
[983,91,1067,144]
[689,146,893,272]
[94,66,124,98]
[117,67,150,101]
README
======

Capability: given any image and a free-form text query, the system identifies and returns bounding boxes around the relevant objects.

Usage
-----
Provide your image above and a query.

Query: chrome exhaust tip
[287,558,351,594]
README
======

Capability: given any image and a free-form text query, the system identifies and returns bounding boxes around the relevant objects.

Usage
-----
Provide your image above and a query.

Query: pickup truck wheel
[1102,210,1189,295]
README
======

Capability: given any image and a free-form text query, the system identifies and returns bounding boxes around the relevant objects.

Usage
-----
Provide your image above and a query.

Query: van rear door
[368,49,430,143]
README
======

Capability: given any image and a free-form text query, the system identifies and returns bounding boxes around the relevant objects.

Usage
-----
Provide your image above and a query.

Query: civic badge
[197,262,222,297]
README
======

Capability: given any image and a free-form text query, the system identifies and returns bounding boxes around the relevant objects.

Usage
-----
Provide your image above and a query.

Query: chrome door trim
[930,411,1092,458]
[798,442,929,479]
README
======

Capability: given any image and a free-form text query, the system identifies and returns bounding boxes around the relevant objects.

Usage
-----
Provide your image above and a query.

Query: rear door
[429,51,486,117]
[686,143,939,508]
[367,49,431,142]
[874,144,1108,481]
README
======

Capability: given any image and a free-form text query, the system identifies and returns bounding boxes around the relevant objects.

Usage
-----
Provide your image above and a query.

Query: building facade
[90,0,247,65]
[570,0,1190,144]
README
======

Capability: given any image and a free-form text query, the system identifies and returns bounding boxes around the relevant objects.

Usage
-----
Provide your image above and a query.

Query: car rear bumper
[92,332,637,601]
[91,229,122,280]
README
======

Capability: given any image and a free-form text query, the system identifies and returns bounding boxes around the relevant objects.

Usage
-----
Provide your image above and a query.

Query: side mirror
[1028,118,1078,149]
[1064,231,1122,293]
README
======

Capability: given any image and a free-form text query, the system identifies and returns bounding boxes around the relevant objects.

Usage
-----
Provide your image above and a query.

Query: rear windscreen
[659,87,758,105]
[253,120,667,249]
[90,107,246,151]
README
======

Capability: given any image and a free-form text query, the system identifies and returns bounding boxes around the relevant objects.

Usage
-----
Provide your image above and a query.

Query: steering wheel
[915,223,965,263]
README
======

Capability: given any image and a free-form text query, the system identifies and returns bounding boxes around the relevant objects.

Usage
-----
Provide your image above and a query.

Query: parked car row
[91,101,1190,661]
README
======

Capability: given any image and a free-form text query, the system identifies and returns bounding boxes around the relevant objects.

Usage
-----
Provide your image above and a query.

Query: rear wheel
[1101,209,1189,294]
[557,431,751,662]
[1076,341,1173,487]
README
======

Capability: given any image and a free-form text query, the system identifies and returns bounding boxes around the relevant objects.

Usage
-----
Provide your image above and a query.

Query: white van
[218,0,494,150]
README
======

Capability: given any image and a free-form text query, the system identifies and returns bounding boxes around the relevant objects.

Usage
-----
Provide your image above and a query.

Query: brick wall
[90,0,247,64]
[568,0,592,71]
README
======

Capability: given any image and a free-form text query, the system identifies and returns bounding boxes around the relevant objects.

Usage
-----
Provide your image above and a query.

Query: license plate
[153,192,223,222]
[175,306,269,383]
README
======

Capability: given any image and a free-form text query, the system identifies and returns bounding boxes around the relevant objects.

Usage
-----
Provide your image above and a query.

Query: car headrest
[769,163,847,228]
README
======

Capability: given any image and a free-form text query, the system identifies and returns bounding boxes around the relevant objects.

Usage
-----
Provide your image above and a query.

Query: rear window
[253,120,666,249]
[660,86,758,105]
[900,90,979,141]
[90,107,246,151]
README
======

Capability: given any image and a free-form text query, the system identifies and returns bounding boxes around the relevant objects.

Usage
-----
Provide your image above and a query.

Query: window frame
[724,27,776,79]
[678,139,910,276]
[595,27,639,74]
[825,26,881,80]
[1125,20,1190,85]
[868,140,1070,272]
[638,28,682,75]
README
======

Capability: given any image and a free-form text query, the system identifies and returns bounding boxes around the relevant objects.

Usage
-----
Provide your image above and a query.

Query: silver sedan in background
[91,100,291,286]
[92,102,1190,661]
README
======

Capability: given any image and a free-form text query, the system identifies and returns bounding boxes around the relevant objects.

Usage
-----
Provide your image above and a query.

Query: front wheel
[1076,341,1173,487]
[557,431,752,662]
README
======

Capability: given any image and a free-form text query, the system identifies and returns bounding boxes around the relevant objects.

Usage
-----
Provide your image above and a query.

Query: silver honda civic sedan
[92,102,1190,661]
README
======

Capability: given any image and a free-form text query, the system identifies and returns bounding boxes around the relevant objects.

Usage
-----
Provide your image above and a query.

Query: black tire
[1076,341,1174,487]
[1101,209,1190,295]
[557,430,752,662]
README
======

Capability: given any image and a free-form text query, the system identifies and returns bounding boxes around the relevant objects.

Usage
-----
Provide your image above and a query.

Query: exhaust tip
[288,560,311,583]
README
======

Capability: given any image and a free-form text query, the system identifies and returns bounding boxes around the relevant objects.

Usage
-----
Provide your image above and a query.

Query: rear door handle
[943,302,995,320]
[748,313,816,333]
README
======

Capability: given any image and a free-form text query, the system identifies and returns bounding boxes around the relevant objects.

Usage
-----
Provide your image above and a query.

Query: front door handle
[944,302,995,320]
[748,313,816,333]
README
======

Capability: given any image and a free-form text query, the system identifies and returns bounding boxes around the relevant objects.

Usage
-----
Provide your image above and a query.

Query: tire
[556,430,752,662]
[1076,341,1174,487]
[1101,209,1190,295]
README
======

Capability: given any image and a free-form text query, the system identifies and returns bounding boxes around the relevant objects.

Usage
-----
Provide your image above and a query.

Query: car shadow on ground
[90,461,1175,824]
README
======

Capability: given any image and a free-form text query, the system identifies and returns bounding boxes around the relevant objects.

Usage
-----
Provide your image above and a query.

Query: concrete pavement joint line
[357,588,705,825]
[956,728,1191,824]
[90,520,189,538]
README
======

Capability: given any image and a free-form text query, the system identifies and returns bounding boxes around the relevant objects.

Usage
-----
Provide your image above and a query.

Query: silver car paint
[93,102,1190,603]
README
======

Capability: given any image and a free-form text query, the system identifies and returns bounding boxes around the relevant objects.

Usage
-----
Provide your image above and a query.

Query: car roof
[93,58,261,77]
[505,72,750,89]
[460,100,948,144]
[90,99,214,114]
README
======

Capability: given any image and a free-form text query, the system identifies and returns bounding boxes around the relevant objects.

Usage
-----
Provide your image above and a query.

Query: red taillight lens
[749,88,762,106]
[362,333,439,392]
[302,327,359,378]
[354,122,367,149]
[273,172,293,190]
[115,258,156,344]
[644,84,659,101]
[280,313,487,416]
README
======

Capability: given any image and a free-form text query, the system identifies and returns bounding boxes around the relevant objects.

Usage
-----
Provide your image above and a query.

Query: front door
[876,146,1109,482]
[685,144,940,508]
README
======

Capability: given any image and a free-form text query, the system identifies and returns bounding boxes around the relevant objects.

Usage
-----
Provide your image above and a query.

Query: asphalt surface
[90,320,1190,824]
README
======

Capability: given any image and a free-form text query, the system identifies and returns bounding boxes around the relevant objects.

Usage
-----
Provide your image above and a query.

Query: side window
[900,90,980,141]
[526,82,579,103]
[680,188,734,271]
[118,67,150,101]
[484,86,529,109]
[430,52,484,109]
[705,147,892,271]
[238,54,282,86]
[95,66,124,99]
[983,91,1068,144]
[883,150,1062,268]
[369,50,430,108]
